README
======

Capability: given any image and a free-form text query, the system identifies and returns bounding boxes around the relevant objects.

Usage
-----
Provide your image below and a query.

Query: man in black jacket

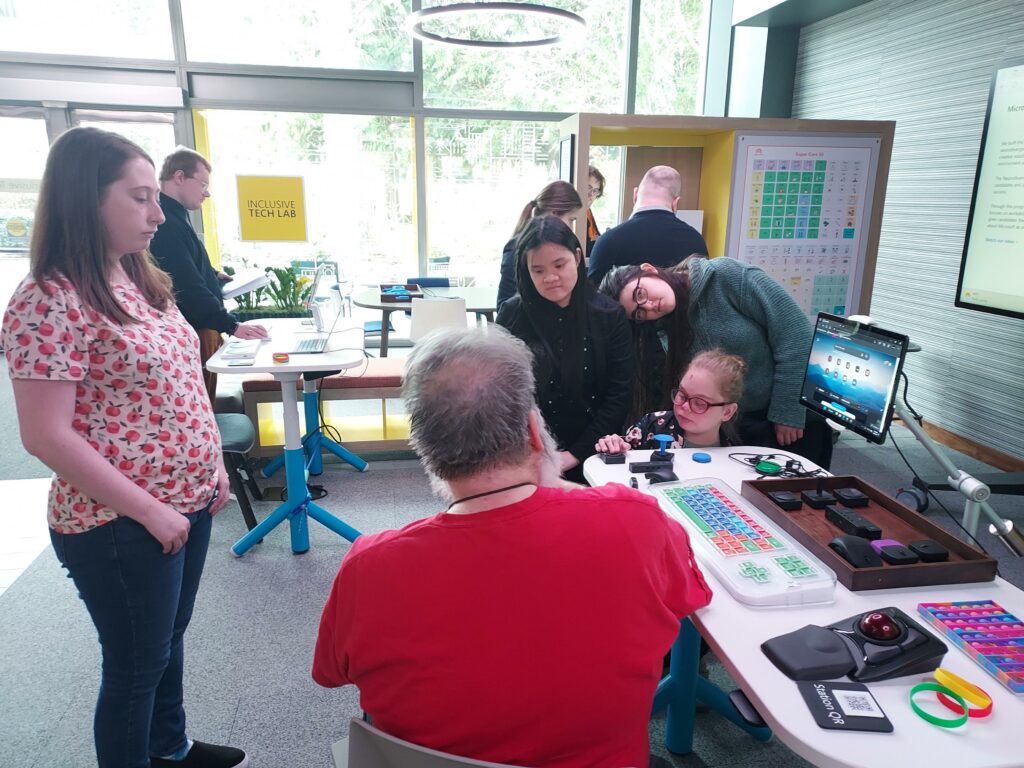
[586,165,708,287]
[150,148,267,401]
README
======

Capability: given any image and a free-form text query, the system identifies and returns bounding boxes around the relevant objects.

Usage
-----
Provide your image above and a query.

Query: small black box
[908,539,949,563]
[768,490,803,511]
[801,490,835,509]
[629,461,668,473]
[825,504,882,540]
[598,452,626,465]
[878,544,920,565]
[833,487,870,507]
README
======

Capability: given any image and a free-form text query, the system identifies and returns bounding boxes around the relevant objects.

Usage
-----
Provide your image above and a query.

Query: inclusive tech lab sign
[236,175,307,241]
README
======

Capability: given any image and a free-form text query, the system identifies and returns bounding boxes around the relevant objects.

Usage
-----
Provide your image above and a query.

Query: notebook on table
[221,338,262,359]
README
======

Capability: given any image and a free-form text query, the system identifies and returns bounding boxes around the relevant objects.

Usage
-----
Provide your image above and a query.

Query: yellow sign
[6,216,28,237]
[236,175,307,241]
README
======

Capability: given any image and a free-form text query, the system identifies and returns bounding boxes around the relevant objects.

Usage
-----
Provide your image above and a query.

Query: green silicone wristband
[909,682,969,728]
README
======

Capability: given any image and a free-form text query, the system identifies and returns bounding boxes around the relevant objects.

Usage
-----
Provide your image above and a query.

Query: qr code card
[832,688,885,718]
[797,681,893,732]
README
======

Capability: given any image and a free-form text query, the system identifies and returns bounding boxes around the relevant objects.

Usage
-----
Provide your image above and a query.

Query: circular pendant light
[406,2,587,49]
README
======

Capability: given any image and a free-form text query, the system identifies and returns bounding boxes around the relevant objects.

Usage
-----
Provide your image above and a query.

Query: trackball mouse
[857,611,904,642]
[829,535,883,568]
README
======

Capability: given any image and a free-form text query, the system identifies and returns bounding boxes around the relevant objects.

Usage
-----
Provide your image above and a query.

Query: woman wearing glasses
[496,180,583,311]
[497,215,633,482]
[598,257,834,468]
[595,349,746,453]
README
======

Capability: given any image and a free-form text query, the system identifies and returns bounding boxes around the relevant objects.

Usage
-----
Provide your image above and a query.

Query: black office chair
[214,413,262,531]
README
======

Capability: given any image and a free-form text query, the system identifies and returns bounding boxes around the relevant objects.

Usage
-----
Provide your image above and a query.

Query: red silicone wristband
[936,691,993,718]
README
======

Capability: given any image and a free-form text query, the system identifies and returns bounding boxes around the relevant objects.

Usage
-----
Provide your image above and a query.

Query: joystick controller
[650,433,674,462]
[801,476,836,509]
[857,611,903,642]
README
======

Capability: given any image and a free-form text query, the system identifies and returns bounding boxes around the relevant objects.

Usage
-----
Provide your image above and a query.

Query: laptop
[303,264,326,310]
[290,299,341,354]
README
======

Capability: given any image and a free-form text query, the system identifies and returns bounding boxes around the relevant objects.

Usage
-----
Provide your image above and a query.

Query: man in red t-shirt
[313,327,712,768]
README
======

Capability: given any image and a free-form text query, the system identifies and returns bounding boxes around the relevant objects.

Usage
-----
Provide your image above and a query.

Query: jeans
[50,507,213,768]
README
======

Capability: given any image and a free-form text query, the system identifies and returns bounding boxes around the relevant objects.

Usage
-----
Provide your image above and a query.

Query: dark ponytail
[511,180,582,237]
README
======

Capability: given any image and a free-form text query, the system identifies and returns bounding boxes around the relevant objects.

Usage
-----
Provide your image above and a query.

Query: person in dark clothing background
[149,148,267,402]
[496,215,633,483]
[496,180,582,312]
[587,165,708,286]
[585,164,605,258]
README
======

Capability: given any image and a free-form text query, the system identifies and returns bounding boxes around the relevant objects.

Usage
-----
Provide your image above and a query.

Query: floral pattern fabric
[623,410,687,450]
[622,410,729,450]
[2,273,220,533]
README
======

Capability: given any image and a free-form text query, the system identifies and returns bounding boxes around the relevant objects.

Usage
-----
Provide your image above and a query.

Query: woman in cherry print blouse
[1,128,248,768]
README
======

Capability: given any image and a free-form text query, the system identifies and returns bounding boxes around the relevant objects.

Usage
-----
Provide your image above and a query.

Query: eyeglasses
[587,185,603,199]
[630,274,649,322]
[187,175,210,192]
[670,388,731,414]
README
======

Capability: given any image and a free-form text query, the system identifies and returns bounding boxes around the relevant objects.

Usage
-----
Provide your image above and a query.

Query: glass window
[73,111,178,169]
[0,1,172,59]
[201,110,416,288]
[180,0,412,70]
[635,0,711,115]
[422,0,628,111]
[424,118,560,282]
[0,115,50,253]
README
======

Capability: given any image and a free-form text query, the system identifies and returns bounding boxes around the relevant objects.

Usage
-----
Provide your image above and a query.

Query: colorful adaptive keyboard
[918,600,1024,695]
[661,483,786,556]
[656,479,836,608]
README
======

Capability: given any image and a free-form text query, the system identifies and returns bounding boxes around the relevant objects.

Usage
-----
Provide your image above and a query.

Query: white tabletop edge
[206,324,366,375]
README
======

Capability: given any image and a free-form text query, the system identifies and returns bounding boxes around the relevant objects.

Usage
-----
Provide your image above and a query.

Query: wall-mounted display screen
[954,60,1024,321]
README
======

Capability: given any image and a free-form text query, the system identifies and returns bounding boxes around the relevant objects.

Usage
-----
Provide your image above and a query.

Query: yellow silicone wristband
[934,668,992,709]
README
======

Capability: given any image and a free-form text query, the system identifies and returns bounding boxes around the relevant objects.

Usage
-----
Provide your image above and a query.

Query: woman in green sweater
[599,256,833,468]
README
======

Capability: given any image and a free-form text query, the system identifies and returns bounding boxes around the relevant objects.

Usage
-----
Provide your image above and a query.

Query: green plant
[265,266,313,311]
[233,285,267,311]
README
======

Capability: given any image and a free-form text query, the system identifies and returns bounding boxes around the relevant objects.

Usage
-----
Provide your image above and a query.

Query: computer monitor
[799,313,910,444]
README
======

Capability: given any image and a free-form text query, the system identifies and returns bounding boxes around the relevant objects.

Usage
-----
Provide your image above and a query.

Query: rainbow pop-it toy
[918,600,1024,695]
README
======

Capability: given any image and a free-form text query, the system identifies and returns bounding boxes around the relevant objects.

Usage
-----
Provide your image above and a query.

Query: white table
[352,286,497,357]
[584,447,1024,767]
[208,325,366,555]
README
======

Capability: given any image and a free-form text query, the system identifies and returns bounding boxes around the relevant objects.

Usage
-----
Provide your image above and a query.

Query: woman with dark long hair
[497,215,633,481]
[599,257,834,469]
[1,127,248,768]
[496,180,583,310]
